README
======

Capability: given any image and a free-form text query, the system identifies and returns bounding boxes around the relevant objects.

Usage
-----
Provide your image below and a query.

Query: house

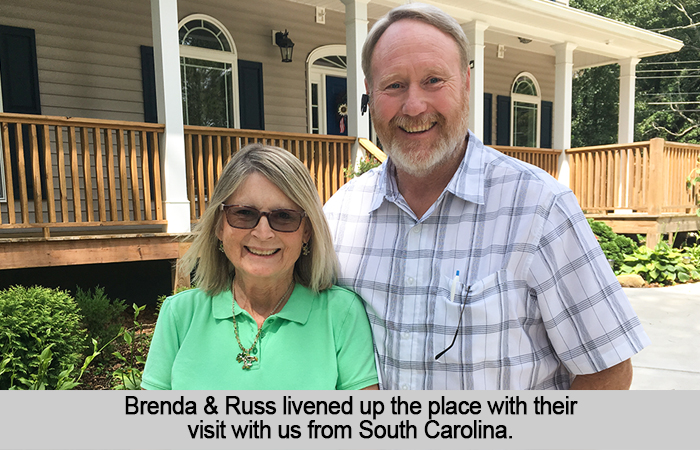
[0,0,689,297]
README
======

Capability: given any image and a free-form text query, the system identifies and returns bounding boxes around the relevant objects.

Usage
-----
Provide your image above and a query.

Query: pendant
[236,351,258,370]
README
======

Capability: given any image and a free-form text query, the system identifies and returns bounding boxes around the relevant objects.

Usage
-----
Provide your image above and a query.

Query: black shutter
[0,25,41,114]
[0,25,43,200]
[483,93,492,145]
[540,100,553,149]
[496,95,510,146]
[140,45,158,123]
[238,60,264,130]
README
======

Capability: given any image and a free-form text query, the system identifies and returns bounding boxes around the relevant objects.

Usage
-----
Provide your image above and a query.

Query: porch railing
[492,145,560,179]
[567,138,700,215]
[0,113,165,237]
[183,126,355,221]
[4,112,695,240]
[358,138,387,162]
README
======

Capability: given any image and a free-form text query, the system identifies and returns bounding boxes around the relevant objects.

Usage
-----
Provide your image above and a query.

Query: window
[178,15,239,128]
[510,73,541,148]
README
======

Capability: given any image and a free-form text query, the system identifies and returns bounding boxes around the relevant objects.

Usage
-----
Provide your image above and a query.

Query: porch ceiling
[286,0,684,69]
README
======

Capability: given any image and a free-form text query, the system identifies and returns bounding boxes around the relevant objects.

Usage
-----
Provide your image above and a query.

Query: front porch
[1,113,698,282]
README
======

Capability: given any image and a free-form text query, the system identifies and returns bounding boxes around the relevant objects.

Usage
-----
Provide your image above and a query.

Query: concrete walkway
[624,282,700,390]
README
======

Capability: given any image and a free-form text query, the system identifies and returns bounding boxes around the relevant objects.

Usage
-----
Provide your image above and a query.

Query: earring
[219,241,225,253]
[301,242,310,256]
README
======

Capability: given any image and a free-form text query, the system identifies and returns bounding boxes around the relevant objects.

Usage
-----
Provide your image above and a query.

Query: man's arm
[569,358,633,390]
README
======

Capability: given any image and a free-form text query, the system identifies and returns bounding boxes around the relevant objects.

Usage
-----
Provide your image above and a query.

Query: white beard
[374,92,470,178]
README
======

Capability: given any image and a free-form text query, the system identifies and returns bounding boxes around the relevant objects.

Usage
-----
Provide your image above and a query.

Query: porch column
[341,0,370,165]
[463,21,488,141]
[552,42,577,187]
[151,0,190,233]
[618,57,640,144]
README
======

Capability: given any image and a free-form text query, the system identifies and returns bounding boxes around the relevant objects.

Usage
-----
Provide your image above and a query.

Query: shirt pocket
[432,270,509,364]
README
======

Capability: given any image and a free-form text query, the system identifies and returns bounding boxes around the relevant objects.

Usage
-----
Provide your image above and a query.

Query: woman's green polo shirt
[141,284,378,390]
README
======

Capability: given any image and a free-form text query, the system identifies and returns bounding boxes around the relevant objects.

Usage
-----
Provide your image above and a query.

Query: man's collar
[445,132,486,205]
[376,132,487,210]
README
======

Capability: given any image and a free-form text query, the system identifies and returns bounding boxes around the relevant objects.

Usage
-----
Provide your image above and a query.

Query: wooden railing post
[648,137,665,215]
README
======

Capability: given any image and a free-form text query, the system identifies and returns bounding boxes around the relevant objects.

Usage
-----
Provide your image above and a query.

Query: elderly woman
[142,144,378,390]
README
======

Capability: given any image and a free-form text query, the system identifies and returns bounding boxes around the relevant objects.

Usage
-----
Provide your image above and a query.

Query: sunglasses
[220,204,306,232]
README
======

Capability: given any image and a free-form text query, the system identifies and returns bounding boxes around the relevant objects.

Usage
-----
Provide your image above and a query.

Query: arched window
[510,73,541,147]
[307,45,348,135]
[178,15,239,128]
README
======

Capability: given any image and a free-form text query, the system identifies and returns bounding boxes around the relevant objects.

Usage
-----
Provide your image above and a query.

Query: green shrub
[587,219,638,273]
[686,244,700,268]
[74,286,126,352]
[112,304,148,390]
[619,242,700,285]
[0,286,87,389]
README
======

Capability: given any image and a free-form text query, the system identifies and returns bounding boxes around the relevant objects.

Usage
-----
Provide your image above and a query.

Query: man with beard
[323,3,649,390]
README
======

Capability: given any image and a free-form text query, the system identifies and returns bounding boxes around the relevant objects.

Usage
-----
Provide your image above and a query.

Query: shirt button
[401,385,409,390]
[406,277,414,285]
[412,226,421,234]
[401,332,410,339]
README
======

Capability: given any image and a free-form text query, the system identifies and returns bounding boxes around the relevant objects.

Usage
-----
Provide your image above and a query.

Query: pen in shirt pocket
[436,271,471,360]
[450,270,460,303]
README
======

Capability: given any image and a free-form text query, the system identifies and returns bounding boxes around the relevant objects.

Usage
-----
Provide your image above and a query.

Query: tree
[636,1,700,143]
[571,65,619,148]
[570,0,700,145]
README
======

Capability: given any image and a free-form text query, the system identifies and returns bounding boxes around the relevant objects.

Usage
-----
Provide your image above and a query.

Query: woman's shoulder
[306,284,365,316]
[310,284,360,301]
[166,287,208,302]
[161,287,221,315]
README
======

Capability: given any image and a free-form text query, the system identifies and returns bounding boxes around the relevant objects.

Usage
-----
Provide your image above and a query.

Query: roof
[289,0,684,69]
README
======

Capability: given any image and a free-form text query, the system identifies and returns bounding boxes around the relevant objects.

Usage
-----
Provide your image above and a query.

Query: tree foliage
[571,66,619,147]
[571,0,700,145]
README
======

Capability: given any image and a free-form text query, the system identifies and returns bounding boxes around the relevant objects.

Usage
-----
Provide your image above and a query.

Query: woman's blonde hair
[179,143,339,295]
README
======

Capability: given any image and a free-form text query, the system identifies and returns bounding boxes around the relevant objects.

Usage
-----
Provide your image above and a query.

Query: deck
[567,138,700,247]
[1,113,698,285]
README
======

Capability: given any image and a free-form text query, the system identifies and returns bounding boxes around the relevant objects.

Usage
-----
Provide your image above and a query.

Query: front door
[325,76,347,136]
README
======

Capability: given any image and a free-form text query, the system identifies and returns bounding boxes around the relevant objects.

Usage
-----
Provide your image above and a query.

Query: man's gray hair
[179,143,339,295]
[362,3,471,86]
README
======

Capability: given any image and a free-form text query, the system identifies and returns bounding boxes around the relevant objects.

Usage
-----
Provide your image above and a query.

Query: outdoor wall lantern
[275,30,295,63]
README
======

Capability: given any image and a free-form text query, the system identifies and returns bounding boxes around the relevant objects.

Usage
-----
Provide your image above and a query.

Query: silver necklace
[232,281,294,370]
